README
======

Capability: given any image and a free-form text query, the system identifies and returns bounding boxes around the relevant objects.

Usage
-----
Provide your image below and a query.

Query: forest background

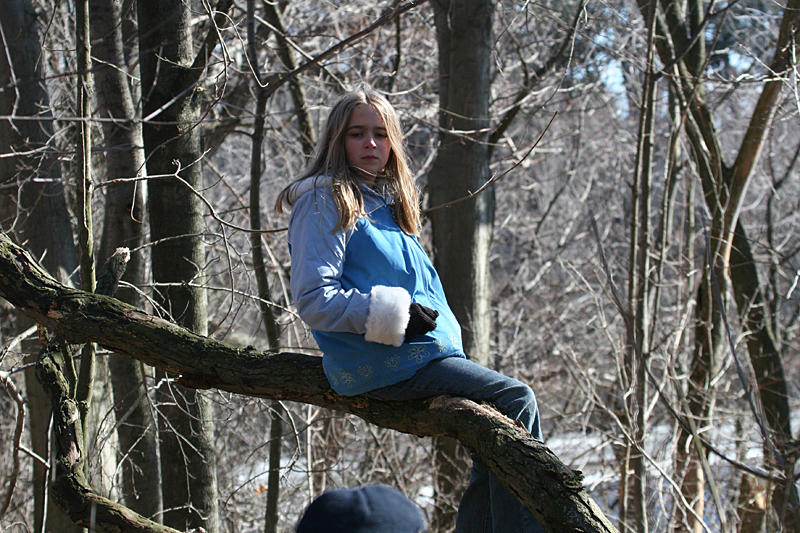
[0,0,798,532]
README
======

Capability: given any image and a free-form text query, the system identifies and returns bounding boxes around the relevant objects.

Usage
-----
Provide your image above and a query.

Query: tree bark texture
[0,2,80,531]
[428,2,495,528]
[0,1,77,284]
[730,222,800,529]
[0,231,619,533]
[429,0,494,364]
[137,0,221,529]
[36,342,181,533]
[90,0,162,519]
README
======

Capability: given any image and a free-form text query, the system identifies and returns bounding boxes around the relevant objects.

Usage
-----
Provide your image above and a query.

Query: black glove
[404,303,439,341]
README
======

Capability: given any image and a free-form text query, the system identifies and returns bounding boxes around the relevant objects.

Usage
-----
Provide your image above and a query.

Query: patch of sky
[592,29,630,117]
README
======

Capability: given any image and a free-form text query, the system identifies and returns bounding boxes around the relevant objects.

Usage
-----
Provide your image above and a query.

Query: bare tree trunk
[622,3,657,529]
[32,249,174,533]
[639,1,800,531]
[659,84,698,533]
[428,1,495,529]
[0,2,80,531]
[730,222,800,530]
[247,4,284,529]
[429,0,494,365]
[74,0,122,511]
[75,0,96,461]
[90,0,162,520]
[137,1,231,529]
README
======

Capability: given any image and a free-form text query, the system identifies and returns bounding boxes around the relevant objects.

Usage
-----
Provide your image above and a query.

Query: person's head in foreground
[296,484,426,533]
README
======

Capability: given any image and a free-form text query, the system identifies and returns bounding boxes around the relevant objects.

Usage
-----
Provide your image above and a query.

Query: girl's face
[344,104,391,181]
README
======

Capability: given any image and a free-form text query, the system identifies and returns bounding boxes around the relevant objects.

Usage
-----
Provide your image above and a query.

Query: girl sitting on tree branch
[276,85,545,533]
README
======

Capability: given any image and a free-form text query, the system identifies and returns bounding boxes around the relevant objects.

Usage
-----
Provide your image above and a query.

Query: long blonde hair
[276,87,420,235]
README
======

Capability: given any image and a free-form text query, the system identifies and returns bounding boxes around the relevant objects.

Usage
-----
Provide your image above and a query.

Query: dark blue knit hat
[296,484,425,533]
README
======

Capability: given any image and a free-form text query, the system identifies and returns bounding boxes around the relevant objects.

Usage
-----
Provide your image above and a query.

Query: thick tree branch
[0,231,618,533]
[726,0,800,254]
[36,342,180,533]
[188,0,235,87]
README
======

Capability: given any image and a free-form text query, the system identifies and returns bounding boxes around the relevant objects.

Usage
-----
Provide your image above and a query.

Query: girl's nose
[366,136,377,148]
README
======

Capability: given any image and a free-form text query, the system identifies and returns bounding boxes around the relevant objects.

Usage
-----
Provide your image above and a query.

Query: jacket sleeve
[288,187,411,346]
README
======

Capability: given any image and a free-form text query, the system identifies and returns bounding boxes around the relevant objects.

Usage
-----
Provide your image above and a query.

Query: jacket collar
[284,175,333,204]
[286,174,395,206]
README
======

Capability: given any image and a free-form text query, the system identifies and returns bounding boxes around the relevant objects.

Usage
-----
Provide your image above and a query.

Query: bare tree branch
[261,0,430,99]
[0,230,618,533]
[0,369,26,517]
[425,113,555,213]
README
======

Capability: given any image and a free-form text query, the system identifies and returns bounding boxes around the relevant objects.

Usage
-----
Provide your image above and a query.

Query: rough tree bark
[0,231,618,533]
[90,0,162,519]
[137,1,233,529]
[428,1,495,528]
[0,1,80,530]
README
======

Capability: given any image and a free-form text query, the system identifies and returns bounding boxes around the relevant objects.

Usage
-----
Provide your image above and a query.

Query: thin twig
[0,325,37,366]
[0,370,26,517]
[425,112,556,214]
[587,210,784,483]
[95,170,289,235]
[259,0,430,96]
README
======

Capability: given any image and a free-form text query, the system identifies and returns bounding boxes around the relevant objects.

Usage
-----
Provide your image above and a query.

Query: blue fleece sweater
[287,176,464,395]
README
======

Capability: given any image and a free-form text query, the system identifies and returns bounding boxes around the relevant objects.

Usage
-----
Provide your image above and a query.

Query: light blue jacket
[287,176,465,396]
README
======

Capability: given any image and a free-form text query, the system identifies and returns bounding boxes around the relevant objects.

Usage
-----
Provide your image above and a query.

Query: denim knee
[495,380,540,438]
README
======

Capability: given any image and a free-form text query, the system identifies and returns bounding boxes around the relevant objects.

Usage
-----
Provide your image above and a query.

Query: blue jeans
[365,356,545,533]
